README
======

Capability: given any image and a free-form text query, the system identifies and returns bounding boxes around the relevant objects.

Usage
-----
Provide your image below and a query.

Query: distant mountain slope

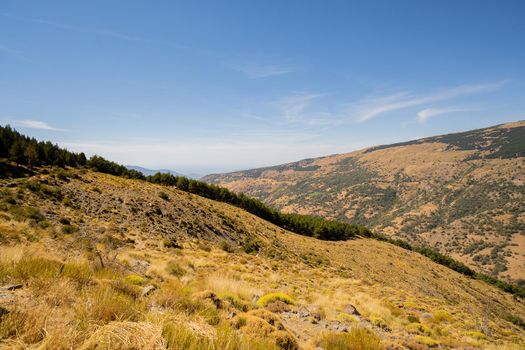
[126,165,203,179]
[125,165,183,177]
[204,120,525,282]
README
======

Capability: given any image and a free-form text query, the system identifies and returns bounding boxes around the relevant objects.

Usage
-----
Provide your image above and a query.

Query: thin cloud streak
[417,107,470,124]
[352,81,507,122]
[14,119,67,131]
[275,93,342,127]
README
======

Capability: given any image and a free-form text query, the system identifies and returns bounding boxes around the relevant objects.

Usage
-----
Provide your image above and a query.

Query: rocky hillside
[204,121,525,283]
[1,167,525,349]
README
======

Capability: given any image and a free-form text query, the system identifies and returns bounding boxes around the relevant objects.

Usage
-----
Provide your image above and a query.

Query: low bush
[124,274,146,285]
[166,260,186,278]
[159,191,170,201]
[220,241,234,253]
[9,205,44,222]
[256,292,296,308]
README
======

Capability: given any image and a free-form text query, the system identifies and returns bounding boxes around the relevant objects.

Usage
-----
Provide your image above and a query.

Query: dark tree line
[0,126,87,167]
[1,124,524,299]
[0,125,369,241]
[147,172,371,240]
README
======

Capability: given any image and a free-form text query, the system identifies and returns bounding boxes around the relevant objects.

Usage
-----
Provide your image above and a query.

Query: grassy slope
[0,169,524,349]
[203,121,525,282]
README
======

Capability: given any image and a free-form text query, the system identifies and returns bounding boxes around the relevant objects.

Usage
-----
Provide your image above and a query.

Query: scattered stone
[343,304,360,316]
[141,285,156,297]
[420,312,433,320]
[297,306,310,318]
[0,284,23,291]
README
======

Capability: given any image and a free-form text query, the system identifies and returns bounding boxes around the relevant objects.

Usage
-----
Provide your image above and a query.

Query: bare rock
[343,304,361,316]
[0,284,23,291]
[141,285,156,297]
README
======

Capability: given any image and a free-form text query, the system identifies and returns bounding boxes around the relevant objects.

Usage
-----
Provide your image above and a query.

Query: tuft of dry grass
[80,321,165,350]
[204,273,260,301]
[318,328,383,350]
[0,304,50,344]
[76,285,145,325]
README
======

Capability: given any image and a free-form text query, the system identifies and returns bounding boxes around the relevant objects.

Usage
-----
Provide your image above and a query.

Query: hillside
[1,167,524,349]
[203,121,525,283]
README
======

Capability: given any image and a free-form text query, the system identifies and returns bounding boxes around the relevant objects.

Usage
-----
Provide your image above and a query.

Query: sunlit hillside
[0,168,524,349]
[204,121,525,283]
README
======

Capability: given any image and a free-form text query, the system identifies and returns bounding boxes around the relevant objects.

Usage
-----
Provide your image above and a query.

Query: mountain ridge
[203,120,525,283]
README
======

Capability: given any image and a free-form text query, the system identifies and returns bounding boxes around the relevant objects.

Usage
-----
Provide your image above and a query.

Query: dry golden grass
[0,169,524,349]
[80,321,165,350]
[318,328,383,350]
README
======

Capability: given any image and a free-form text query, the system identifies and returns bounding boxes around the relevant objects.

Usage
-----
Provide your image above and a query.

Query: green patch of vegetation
[166,260,186,277]
[242,238,261,254]
[159,191,170,201]
[8,205,44,222]
[506,314,525,330]
[414,335,440,347]
[61,224,78,234]
[124,274,146,285]
[256,292,295,307]
[220,241,235,253]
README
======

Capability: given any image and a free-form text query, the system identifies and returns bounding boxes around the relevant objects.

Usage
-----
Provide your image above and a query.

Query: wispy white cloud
[14,119,67,131]
[351,80,507,122]
[278,93,323,123]
[238,63,292,78]
[417,107,469,124]
[274,93,341,127]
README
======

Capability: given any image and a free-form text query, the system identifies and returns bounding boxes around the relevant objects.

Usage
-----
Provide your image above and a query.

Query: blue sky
[1,1,524,174]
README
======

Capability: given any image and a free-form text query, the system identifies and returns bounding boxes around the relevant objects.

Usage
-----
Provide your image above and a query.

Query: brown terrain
[204,121,525,283]
[1,168,524,349]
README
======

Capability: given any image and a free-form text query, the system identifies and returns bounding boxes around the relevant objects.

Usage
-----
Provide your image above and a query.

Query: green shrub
[159,191,170,201]
[9,206,44,222]
[61,224,77,234]
[163,238,181,249]
[242,238,261,254]
[124,274,146,285]
[220,241,234,253]
[38,220,50,229]
[256,292,296,307]
[166,261,186,277]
